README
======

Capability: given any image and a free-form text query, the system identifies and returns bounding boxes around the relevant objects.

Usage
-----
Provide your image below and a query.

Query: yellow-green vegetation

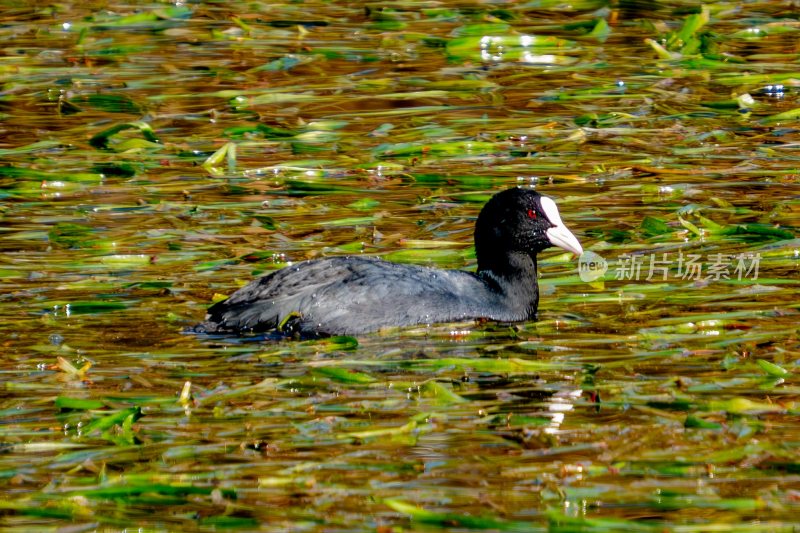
[0,1,798,531]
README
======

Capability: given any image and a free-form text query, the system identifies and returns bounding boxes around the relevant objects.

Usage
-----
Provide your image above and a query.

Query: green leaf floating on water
[730,222,792,239]
[67,94,142,114]
[62,482,235,500]
[230,92,318,110]
[403,78,498,91]
[374,141,498,158]
[202,141,237,176]
[587,17,611,42]
[100,254,152,268]
[90,5,193,28]
[321,215,380,227]
[419,380,467,405]
[48,222,95,248]
[452,23,511,37]
[89,121,161,149]
[312,367,376,384]
[760,106,800,125]
[0,165,102,183]
[384,248,466,266]
[650,495,766,512]
[303,335,359,350]
[709,397,785,415]
[200,516,259,529]
[729,22,800,39]
[756,359,790,377]
[678,216,703,237]
[446,33,577,62]
[684,414,722,429]
[227,123,301,139]
[0,140,63,157]
[347,198,380,210]
[670,6,709,51]
[194,258,238,272]
[54,301,130,315]
[312,357,573,373]
[55,397,107,410]
[645,6,709,59]
[548,510,662,532]
[79,407,142,435]
[251,55,303,72]
[640,216,671,236]
[385,498,527,530]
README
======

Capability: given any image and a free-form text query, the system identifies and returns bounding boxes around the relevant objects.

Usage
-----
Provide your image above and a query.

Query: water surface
[1,2,799,531]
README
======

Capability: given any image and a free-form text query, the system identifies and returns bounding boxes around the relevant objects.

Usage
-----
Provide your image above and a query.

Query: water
[1,2,799,531]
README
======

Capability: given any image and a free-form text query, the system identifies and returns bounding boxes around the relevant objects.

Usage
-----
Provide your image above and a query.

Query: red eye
[527,209,537,219]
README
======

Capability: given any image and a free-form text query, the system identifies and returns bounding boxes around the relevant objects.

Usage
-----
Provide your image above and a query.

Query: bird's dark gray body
[197,188,582,337]
[201,255,538,336]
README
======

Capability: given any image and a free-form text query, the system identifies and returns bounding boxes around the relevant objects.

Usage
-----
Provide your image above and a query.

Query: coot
[197,188,582,337]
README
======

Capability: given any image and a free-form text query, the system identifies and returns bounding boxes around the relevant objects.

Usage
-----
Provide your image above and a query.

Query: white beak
[540,196,583,256]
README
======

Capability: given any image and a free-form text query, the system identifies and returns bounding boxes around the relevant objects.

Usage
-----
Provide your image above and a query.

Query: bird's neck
[477,251,540,318]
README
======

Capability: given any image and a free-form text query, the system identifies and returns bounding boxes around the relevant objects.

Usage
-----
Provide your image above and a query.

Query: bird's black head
[474,187,582,274]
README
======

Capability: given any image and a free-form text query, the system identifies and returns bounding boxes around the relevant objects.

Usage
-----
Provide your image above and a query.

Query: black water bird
[197,188,582,337]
